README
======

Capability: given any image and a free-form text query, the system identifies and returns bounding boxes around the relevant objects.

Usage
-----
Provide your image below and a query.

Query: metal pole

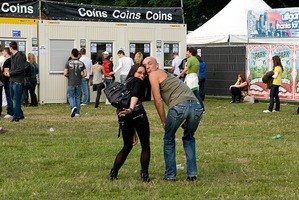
[181,0,185,24]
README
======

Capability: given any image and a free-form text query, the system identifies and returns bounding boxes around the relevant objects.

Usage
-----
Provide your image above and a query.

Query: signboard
[248,8,299,38]
[0,1,39,18]
[12,30,21,37]
[0,1,184,24]
[42,2,183,24]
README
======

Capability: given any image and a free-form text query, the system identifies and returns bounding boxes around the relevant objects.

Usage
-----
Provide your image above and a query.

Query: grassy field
[0,97,299,200]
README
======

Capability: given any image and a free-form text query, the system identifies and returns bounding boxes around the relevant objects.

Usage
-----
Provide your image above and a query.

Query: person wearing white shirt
[171,52,182,76]
[0,45,6,70]
[113,50,134,83]
[79,48,93,105]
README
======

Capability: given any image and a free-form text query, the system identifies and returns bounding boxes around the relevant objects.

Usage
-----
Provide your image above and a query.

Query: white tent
[187,0,271,45]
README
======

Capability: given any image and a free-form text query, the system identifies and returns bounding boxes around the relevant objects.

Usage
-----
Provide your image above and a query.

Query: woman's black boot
[109,169,118,180]
[141,170,150,182]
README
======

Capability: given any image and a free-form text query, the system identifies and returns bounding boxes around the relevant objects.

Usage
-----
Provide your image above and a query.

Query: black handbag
[104,78,132,109]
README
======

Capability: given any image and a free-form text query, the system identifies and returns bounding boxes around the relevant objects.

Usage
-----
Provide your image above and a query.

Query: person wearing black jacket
[109,64,151,182]
[7,41,25,122]
[22,54,32,107]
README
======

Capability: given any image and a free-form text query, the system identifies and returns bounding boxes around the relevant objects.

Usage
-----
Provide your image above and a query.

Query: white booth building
[0,1,187,103]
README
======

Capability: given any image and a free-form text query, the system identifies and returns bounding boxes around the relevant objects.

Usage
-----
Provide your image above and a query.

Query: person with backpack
[109,63,151,182]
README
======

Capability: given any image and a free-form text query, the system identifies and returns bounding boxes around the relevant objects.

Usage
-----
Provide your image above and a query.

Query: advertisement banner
[248,7,299,38]
[271,45,294,99]
[248,45,270,98]
[0,0,39,18]
[42,2,184,24]
[295,45,299,100]
[248,44,299,100]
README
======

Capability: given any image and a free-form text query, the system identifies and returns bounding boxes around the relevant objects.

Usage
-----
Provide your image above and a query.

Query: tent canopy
[187,0,271,45]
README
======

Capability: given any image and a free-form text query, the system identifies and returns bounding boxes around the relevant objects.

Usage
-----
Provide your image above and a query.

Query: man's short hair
[9,41,18,51]
[187,47,197,56]
[117,50,125,55]
[71,48,79,57]
[80,48,86,55]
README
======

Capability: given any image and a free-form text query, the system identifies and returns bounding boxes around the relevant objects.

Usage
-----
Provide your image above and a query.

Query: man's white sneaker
[263,110,272,113]
[4,114,13,119]
[71,107,77,117]
[75,114,80,117]
[105,99,111,105]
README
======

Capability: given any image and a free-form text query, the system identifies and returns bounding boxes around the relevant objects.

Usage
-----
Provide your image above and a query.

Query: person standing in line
[103,52,113,87]
[79,48,92,106]
[134,51,143,64]
[113,50,134,83]
[0,45,6,113]
[107,55,115,82]
[2,47,13,118]
[90,57,108,109]
[7,41,25,122]
[196,55,206,101]
[0,48,4,116]
[263,55,283,113]
[177,47,204,109]
[143,57,204,181]
[109,63,151,182]
[28,53,39,106]
[22,53,32,107]
[0,45,6,69]
[64,48,86,117]
[103,52,114,104]
[171,52,182,77]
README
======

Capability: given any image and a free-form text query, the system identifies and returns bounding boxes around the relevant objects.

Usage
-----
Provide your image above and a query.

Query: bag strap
[124,77,134,85]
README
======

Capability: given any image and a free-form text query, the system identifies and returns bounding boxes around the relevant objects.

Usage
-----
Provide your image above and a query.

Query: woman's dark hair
[95,56,103,65]
[4,47,11,56]
[196,55,203,62]
[126,64,147,80]
[107,55,112,61]
[272,55,284,71]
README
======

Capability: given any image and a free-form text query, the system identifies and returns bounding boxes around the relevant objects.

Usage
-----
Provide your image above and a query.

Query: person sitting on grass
[229,73,248,103]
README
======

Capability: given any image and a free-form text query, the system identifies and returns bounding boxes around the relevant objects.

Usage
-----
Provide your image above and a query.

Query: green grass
[0,98,299,199]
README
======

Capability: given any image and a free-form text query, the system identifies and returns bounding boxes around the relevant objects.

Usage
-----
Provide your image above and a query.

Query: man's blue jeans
[164,100,204,179]
[81,78,90,104]
[120,75,127,84]
[9,82,24,120]
[67,85,81,114]
[105,78,113,88]
[4,81,13,116]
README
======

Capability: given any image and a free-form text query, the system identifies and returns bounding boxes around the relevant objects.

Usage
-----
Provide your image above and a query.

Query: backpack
[178,58,187,70]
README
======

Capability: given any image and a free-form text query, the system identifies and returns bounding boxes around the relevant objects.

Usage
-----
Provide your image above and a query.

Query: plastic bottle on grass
[272,134,283,140]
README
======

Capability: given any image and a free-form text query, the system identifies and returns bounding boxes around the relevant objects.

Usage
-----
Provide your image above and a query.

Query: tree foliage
[49,0,299,31]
